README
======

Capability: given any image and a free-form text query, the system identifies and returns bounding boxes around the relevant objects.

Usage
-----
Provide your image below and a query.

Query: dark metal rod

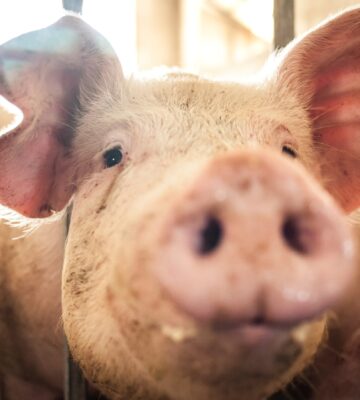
[273,0,295,49]
[64,205,87,400]
[62,0,85,397]
[62,0,84,14]
[64,340,87,400]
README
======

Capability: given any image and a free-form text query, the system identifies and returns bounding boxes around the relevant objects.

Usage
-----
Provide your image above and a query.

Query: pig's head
[0,8,359,400]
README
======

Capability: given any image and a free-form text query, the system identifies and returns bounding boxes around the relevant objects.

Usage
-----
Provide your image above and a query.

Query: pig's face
[62,76,349,400]
[1,9,360,400]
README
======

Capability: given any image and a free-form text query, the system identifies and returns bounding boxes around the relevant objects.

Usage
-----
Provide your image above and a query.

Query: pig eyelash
[276,125,298,159]
[103,146,124,168]
[282,144,298,158]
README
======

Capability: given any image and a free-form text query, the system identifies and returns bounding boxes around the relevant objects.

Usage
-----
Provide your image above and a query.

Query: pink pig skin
[0,8,360,400]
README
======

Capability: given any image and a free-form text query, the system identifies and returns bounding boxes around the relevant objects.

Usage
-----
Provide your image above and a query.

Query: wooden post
[273,0,294,49]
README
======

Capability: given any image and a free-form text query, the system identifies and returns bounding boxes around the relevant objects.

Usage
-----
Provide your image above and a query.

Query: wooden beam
[273,0,294,49]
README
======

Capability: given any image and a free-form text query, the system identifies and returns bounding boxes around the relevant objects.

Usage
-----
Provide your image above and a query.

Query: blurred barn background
[0,0,358,79]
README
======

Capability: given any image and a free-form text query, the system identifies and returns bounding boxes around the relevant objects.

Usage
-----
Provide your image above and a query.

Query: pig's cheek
[282,317,326,382]
[73,166,122,214]
[64,167,124,294]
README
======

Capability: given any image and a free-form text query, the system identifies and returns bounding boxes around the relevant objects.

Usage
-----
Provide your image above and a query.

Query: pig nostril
[198,216,223,255]
[251,314,265,325]
[282,215,313,255]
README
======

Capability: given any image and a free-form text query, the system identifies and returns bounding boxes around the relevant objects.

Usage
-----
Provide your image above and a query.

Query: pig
[0,6,360,400]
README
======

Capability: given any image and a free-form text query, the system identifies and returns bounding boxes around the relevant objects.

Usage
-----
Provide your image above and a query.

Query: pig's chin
[154,319,324,400]
[107,285,325,400]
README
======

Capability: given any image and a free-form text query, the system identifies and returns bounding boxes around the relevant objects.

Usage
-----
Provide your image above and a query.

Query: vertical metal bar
[64,340,87,400]
[64,206,87,400]
[62,0,86,396]
[273,0,295,49]
[62,0,84,14]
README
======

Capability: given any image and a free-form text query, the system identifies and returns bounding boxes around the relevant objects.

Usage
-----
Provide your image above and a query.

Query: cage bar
[62,0,83,14]
[64,205,87,400]
[64,341,87,400]
[273,0,295,49]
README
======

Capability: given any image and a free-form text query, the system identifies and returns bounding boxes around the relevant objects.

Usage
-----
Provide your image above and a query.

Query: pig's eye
[282,145,297,158]
[103,146,123,168]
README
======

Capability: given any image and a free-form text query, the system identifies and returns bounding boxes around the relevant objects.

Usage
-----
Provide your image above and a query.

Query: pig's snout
[154,151,354,329]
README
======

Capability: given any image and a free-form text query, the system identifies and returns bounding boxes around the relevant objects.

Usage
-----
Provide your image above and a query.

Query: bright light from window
[0,0,137,75]
[212,0,274,43]
[234,0,273,42]
[83,0,137,75]
[0,0,63,43]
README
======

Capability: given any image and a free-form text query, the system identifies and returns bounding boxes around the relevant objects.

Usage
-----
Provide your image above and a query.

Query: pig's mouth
[211,313,294,331]
[160,314,324,347]
[207,321,287,347]
[156,317,317,395]
[210,310,325,332]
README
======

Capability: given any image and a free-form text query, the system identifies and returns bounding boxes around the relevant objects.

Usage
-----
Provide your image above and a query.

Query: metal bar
[64,205,88,400]
[273,0,295,49]
[64,340,87,400]
[62,0,84,14]
[62,0,85,397]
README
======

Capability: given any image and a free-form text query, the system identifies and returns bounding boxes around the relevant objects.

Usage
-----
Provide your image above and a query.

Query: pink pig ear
[276,7,360,212]
[0,16,122,217]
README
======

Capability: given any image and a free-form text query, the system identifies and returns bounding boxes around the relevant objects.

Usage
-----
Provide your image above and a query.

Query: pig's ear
[276,7,360,212]
[0,16,122,217]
